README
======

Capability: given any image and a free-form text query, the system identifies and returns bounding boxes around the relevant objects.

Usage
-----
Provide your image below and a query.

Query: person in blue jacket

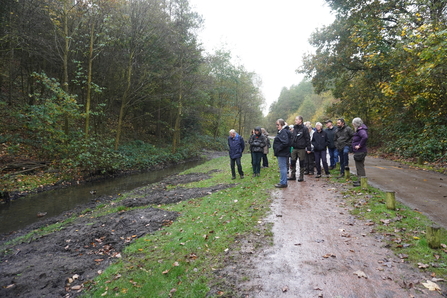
[228,129,245,179]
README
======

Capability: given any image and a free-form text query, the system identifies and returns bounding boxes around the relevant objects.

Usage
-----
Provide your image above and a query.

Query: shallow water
[0,160,203,235]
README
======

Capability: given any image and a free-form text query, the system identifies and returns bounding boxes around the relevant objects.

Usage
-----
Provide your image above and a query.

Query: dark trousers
[262,154,269,167]
[251,152,263,174]
[230,157,244,177]
[304,152,315,173]
[355,153,367,177]
[314,150,329,175]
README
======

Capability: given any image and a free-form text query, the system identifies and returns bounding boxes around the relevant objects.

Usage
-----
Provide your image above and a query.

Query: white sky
[188,0,335,115]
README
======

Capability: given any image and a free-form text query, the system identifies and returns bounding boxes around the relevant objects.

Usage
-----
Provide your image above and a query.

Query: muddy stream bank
[0,159,208,235]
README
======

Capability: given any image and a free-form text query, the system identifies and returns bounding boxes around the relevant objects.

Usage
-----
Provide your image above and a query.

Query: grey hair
[277,119,286,126]
[352,118,363,130]
[315,122,323,127]
[229,129,236,134]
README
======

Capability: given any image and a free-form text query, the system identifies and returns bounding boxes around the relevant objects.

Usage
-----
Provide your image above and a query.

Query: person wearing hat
[324,119,338,170]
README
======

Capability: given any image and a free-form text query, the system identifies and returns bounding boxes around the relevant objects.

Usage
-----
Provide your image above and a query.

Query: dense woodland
[0,0,265,176]
[298,0,447,162]
[1,0,447,186]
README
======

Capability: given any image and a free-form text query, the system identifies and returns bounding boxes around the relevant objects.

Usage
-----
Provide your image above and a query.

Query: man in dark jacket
[273,119,290,188]
[288,115,311,182]
[324,120,338,170]
[312,122,330,178]
[334,118,354,178]
[228,129,245,179]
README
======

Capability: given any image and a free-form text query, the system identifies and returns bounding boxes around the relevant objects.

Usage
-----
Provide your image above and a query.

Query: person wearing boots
[273,119,291,188]
[248,126,267,177]
[334,118,354,178]
[351,118,368,186]
[288,115,311,182]
[228,129,245,180]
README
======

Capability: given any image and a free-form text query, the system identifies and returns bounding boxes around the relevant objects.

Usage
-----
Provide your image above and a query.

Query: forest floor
[1,153,446,297]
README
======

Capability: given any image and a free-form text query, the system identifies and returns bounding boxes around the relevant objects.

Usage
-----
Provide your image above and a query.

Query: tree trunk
[115,52,133,150]
[85,22,95,138]
[62,0,70,136]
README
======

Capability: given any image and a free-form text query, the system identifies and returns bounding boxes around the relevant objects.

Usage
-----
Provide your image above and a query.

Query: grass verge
[81,153,279,297]
[337,179,447,280]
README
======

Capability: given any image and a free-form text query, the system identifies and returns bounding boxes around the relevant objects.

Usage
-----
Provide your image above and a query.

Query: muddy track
[214,177,444,298]
[0,171,229,298]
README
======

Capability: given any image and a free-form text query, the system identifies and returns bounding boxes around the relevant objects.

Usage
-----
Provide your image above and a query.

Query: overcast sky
[188,0,335,114]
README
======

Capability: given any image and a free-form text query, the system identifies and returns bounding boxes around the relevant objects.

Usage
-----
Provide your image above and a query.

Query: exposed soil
[0,171,231,298]
[213,177,445,298]
[1,153,446,298]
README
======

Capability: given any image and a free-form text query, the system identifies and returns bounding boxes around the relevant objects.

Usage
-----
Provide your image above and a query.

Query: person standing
[248,126,267,177]
[288,115,311,182]
[228,129,245,180]
[273,119,291,188]
[324,120,338,170]
[351,117,368,185]
[261,128,270,168]
[312,122,330,178]
[304,121,315,175]
[334,118,354,178]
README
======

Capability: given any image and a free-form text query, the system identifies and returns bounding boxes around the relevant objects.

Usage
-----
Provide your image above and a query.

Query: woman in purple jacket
[351,118,368,178]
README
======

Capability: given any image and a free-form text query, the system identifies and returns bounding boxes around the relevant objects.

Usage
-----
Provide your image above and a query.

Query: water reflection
[0,160,203,235]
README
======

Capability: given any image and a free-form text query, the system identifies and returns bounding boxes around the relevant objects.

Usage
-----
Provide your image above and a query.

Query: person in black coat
[228,129,245,179]
[312,122,330,178]
[273,119,291,188]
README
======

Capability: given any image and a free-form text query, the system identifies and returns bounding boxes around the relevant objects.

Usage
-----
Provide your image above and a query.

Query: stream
[0,160,204,235]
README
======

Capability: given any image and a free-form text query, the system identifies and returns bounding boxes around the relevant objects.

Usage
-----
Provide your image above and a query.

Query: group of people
[273,116,368,188]
[227,126,270,179]
[227,115,368,188]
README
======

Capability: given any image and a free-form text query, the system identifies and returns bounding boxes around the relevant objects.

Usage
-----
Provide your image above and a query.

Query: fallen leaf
[173,262,179,266]
[418,263,430,269]
[282,286,288,292]
[353,270,368,279]
[432,278,445,282]
[398,254,408,259]
[322,253,336,258]
[162,270,169,274]
[422,280,440,291]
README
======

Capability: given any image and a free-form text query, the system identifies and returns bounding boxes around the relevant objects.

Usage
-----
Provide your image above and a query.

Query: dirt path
[220,176,442,297]
[363,157,447,229]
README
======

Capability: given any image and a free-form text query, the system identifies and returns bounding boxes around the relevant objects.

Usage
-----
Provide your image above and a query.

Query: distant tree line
[0,0,264,170]
[299,0,447,162]
[264,79,335,134]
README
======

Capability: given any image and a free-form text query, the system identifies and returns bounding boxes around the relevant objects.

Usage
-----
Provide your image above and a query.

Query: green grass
[341,184,447,278]
[82,153,279,297]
